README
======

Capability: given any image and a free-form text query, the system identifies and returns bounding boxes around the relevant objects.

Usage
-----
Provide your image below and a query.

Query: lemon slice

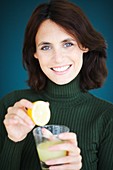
[27,101,50,126]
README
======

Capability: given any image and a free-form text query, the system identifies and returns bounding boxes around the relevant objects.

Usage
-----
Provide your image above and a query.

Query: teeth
[52,65,70,72]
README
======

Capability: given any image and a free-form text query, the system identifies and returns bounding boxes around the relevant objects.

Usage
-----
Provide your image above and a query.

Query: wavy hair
[23,0,107,91]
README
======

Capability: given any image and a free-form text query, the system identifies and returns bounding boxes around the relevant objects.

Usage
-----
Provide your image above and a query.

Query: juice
[37,140,66,170]
[33,125,70,170]
[37,140,66,161]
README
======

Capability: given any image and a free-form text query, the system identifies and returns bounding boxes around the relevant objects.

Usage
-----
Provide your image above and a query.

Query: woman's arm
[98,121,113,169]
[0,133,25,170]
[98,107,113,170]
[0,98,35,170]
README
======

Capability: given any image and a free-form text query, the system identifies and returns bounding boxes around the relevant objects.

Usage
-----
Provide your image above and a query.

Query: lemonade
[37,140,66,170]
[37,140,66,161]
[33,125,70,170]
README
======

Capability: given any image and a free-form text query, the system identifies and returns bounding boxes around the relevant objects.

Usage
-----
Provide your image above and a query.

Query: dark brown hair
[23,0,107,91]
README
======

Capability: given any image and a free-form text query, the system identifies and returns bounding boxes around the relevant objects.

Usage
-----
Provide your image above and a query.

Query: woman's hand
[4,99,35,142]
[45,132,82,170]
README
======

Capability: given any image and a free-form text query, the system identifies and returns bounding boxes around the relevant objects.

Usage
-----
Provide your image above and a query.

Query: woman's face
[34,19,88,85]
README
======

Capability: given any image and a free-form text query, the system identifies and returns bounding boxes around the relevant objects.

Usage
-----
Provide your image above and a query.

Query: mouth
[51,64,72,72]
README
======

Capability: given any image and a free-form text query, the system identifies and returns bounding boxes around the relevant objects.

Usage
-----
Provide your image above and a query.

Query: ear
[34,53,38,59]
[82,47,89,53]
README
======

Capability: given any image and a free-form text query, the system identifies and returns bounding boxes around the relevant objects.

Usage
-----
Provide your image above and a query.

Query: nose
[52,49,64,63]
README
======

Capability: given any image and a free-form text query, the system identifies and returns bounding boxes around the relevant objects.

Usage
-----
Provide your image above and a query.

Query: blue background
[0,0,113,103]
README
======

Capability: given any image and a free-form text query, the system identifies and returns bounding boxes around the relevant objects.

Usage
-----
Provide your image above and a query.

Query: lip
[51,64,72,75]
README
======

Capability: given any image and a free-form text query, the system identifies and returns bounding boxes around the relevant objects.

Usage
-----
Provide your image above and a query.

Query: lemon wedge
[27,101,50,126]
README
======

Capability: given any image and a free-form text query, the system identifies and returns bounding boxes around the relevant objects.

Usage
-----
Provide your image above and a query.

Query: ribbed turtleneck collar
[43,75,83,101]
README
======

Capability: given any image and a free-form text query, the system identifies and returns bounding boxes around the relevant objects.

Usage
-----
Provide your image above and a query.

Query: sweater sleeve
[97,107,113,170]
[0,92,42,170]
[0,96,26,170]
[0,136,25,170]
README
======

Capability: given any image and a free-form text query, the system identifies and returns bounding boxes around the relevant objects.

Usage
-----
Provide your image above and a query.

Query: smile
[51,65,72,72]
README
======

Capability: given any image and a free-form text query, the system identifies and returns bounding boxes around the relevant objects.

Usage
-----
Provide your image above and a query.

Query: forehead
[35,19,74,42]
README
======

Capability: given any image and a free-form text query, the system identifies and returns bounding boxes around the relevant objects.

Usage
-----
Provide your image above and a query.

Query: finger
[46,155,82,165]
[58,132,78,146]
[14,99,33,109]
[4,113,35,128]
[42,128,54,139]
[4,114,19,125]
[49,162,82,170]
[49,142,80,154]
[4,114,25,126]
[68,147,81,156]
[6,107,34,126]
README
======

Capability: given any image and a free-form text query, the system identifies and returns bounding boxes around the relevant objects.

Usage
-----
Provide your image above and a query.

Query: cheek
[38,57,50,71]
[36,52,50,65]
[36,54,45,65]
[73,51,83,64]
[73,53,83,72]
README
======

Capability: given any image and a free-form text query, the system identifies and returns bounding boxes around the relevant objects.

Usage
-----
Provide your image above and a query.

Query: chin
[53,79,75,85]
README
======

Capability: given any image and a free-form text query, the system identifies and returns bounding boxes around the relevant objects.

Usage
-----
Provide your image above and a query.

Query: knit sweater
[0,77,113,170]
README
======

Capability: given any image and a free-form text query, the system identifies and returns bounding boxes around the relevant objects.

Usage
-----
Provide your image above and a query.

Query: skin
[34,19,88,85]
[4,99,35,142]
[3,19,89,169]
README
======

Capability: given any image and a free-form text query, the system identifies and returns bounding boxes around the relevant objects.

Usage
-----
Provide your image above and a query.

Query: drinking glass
[33,125,70,170]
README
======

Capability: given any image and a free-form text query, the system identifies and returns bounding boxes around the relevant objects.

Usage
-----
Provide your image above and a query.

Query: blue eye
[41,46,51,51]
[64,42,73,48]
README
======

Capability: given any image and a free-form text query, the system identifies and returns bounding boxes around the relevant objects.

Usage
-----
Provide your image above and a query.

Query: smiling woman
[0,0,113,170]
[34,20,88,85]
[23,0,107,91]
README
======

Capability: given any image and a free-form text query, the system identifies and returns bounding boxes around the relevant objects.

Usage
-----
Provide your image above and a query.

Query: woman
[0,0,113,170]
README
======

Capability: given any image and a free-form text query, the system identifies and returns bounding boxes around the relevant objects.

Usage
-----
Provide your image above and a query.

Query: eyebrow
[37,38,76,47]
[62,38,76,43]
[38,42,51,47]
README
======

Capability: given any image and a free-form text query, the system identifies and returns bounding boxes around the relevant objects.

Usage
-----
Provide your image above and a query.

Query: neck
[44,75,82,100]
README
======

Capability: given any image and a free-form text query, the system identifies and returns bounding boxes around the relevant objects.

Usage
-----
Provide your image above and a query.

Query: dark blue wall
[0,0,113,103]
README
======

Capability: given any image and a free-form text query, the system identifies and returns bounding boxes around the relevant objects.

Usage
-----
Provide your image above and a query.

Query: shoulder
[87,92,113,109]
[0,89,34,102]
[87,93,113,120]
[86,93,113,139]
[0,89,41,113]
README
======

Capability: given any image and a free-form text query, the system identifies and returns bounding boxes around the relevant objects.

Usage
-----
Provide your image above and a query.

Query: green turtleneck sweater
[0,77,113,170]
